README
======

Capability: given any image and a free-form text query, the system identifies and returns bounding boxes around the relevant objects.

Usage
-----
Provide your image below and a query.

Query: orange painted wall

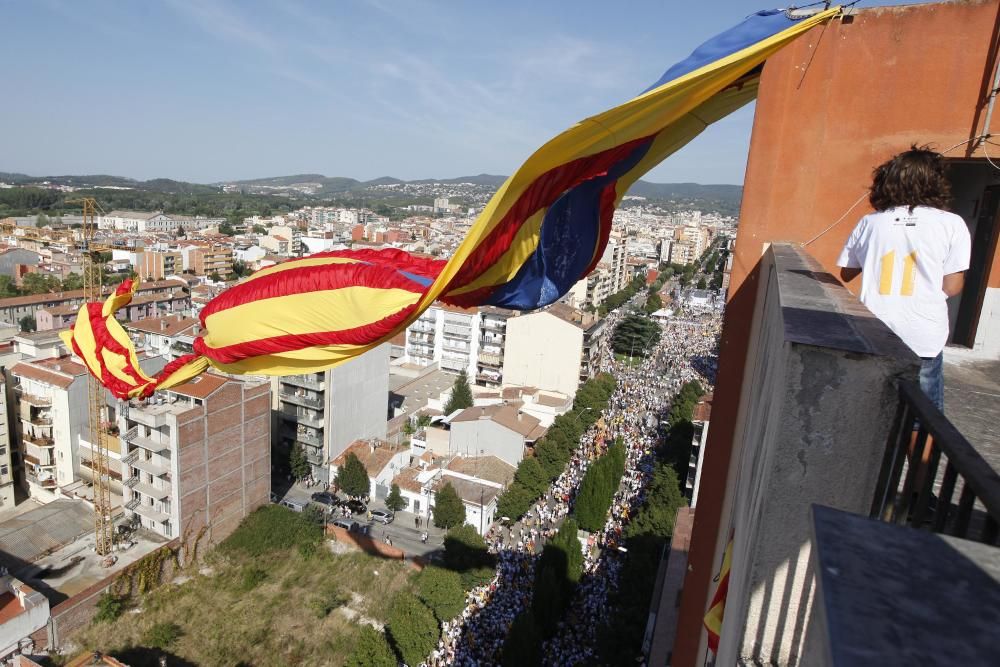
[672,3,1000,665]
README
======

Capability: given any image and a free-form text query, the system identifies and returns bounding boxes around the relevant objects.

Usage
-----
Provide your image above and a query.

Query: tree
[416,566,466,622]
[514,457,548,498]
[252,224,267,235]
[442,524,495,584]
[696,277,708,290]
[573,441,626,532]
[386,592,439,667]
[175,224,186,238]
[0,276,19,297]
[232,259,252,278]
[385,483,406,513]
[611,314,660,358]
[209,271,223,282]
[336,452,371,498]
[548,518,584,584]
[503,610,543,666]
[21,272,60,295]
[535,438,568,481]
[219,221,236,236]
[444,370,474,414]
[61,272,83,291]
[433,482,466,529]
[18,315,36,333]
[644,292,663,315]
[346,626,396,667]
[496,483,533,521]
[289,442,310,479]
[625,464,686,540]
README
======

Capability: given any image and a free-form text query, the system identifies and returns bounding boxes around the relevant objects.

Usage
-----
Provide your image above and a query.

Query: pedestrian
[837,145,970,412]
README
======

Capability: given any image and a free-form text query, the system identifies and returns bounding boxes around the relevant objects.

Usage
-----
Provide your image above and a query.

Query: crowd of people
[427,297,723,667]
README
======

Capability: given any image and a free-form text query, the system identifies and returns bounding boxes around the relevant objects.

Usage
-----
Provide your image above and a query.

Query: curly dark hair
[869,145,951,212]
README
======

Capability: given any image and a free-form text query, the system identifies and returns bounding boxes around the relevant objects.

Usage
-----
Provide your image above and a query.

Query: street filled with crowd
[429,299,722,666]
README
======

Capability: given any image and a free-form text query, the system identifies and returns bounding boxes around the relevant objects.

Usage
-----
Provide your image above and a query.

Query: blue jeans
[919,352,944,413]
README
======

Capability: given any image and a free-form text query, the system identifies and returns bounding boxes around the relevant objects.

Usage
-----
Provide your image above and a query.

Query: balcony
[670,245,1000,667]
[24,441,55,465]
[26,472,57,489]
[15,389,51,407]
[282,374,325,390]
[130,432,172,454]
[128,454,170,478]
[132,502,170,524]
[441,339,470,353]
[279,392,324,409]
[443,324,471,337]
[280,410,323,429]
[133,480,171,501]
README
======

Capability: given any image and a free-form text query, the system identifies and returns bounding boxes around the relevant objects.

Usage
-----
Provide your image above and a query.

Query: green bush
[310,582,348,618]
[443,524,494,574]
[236,566,268,592]
[219,505,322,558]
[94,592,127,623]
[416,566,466,622]
[386,592,439,667]
[496,483,534,521]
[346,626,397,667]
[514,457,549,498]
[144,621,183,649]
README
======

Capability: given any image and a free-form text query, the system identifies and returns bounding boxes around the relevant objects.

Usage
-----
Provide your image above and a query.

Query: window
[1,465,7,476]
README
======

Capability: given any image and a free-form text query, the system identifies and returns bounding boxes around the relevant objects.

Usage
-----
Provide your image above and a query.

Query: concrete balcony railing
[279,392,324,409]
[703,245,920,666]
[282,373,325,390]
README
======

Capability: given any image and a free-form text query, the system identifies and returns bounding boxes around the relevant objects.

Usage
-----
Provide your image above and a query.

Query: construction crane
[64,197,115,557]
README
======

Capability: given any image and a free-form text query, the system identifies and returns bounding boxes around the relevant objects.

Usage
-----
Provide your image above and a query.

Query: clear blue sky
[1,0,927,185]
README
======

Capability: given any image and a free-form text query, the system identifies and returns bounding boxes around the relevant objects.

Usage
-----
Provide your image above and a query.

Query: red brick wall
[176,379,271,548]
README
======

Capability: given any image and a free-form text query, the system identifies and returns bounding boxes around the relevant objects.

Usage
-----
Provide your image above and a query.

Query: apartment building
[404,305,481,378]
[0,280,187,325]
[10,358,89,501]
[476,308,508,387]
[502,303,595,398]
[666,240,695,266]
[98,211,224,234]
[124,314,198,361]
[185,244,234,277]
[679,224,711,258]
[119,373,270,542]
[139,249,182,281]
[273,343,390,482]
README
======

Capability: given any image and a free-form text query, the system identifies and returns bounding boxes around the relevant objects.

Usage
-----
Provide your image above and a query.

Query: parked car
[342,499,368,515]
[280,498,308,513]
[311,492,337,506]
[332,518,360,533]
[371,510,394,525]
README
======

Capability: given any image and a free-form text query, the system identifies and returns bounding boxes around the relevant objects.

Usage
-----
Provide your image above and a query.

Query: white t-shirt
[836,206,971,358]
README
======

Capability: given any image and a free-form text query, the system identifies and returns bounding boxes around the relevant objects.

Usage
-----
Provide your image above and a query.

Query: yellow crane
[64,197,114,556]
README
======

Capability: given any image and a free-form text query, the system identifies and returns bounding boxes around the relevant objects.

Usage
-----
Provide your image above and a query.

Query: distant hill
[1,170,743,210]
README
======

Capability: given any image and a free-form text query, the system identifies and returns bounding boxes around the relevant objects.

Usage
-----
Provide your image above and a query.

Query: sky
[1,0,928,185]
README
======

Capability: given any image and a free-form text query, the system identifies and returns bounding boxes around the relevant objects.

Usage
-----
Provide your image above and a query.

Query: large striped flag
[64,7,841,399]
[703,536,734,654]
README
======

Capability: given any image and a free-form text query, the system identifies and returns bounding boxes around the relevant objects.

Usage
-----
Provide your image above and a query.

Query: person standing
[837,145,971,411]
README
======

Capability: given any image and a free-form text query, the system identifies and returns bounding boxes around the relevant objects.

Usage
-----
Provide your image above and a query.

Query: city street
[272,476,445,558]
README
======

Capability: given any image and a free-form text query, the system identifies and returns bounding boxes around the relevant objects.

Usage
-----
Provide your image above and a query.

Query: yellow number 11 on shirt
[878,250,918,296]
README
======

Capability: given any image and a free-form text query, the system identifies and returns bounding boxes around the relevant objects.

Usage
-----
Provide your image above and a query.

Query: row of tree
[572,438,627,532]
[496,373,617,521]
[660,380,705,488]
[597,275,645,316]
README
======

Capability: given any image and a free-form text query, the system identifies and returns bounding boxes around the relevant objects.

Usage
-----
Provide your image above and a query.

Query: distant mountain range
[0,171,743,207]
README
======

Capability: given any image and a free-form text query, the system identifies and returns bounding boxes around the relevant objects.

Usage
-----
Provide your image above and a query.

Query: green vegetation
[218,504,322,558]
[94,592,127,623]
[18,315,35,333]
[336,452,371,498]
[596,464,688,665]
[572,439,627,532]
[73,506,418,666]
[386,592,439,667]
[433,482,467,529]
[143,622,182,649]
[645,292,663,314]
[502,610,543,666]
[661,380,705,488]
[385,483,406,513]
[495,373,617,521]
[289,442,310,480]
[444,369,474,414]
[599,275,644,316]
[612,314,660,358]
[442,524,496,590]
[415,565,466,622]
[531,518,584,637]
[346,626,397,667]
